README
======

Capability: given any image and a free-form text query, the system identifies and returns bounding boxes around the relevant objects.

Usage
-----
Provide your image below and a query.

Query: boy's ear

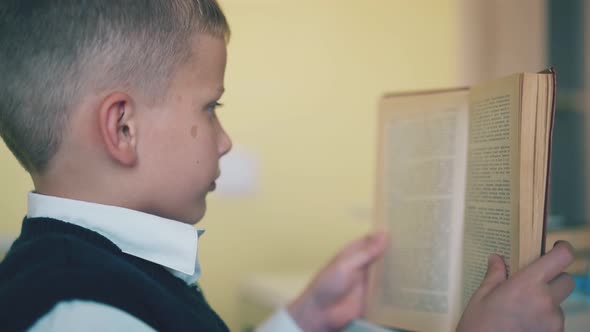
[97,93,138,167]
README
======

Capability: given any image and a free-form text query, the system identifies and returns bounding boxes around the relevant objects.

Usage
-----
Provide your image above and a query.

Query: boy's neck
[32,171,140,213]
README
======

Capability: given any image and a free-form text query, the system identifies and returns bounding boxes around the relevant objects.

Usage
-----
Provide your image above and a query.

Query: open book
[366,70,556,332]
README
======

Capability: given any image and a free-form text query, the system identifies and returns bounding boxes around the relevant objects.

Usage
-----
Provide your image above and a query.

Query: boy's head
[0,0,233,224]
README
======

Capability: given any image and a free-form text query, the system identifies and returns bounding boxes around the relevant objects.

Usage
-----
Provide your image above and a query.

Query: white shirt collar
[26,192,204,285]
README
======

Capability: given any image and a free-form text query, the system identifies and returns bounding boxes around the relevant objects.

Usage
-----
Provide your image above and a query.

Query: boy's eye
[206,102,223,115]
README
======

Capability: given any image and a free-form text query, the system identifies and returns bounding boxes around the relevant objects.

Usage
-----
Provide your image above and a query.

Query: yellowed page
[367,89,469,332]
[460,74,524,308]
[524,74,548,266]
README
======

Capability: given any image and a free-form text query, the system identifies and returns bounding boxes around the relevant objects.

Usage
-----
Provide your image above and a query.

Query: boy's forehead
[173,35,226,97]
[191,33,227,61]
[188,35,227,79]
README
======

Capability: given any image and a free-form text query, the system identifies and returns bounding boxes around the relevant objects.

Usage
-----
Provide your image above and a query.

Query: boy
[0,1,575,331]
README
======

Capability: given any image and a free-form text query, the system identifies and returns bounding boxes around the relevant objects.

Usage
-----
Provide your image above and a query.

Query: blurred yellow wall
[0,1,459,330]
[0,148,32,235]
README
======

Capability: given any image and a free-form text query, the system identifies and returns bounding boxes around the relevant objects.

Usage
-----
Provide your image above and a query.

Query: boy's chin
[159,204,206,225]
[163,199,207,225]
[176,212,205,225]
[188,205,207,225]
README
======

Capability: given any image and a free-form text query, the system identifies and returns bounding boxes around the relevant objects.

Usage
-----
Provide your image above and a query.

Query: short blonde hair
[0,0,230,174]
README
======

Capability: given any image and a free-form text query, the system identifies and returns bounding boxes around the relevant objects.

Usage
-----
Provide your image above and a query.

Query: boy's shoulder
[0,219,166,331]
[2,230,123,276]
[0,225,152,298]
[0,218,168,288]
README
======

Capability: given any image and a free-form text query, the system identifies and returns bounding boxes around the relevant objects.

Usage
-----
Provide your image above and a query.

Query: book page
[524,73,551,264]
[461,74,522,308]
[367,90,469,332]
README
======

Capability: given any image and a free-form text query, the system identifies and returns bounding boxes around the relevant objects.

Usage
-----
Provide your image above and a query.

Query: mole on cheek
[190,125,198,138]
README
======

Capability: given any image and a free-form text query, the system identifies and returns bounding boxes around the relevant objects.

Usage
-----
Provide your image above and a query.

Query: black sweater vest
[0,217,230,332]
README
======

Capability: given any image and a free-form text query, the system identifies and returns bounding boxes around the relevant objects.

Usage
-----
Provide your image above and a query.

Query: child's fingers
[548,272,575,304]
[472,254,506,300]
[338,229,387,257]
[342,231,389,271]
[518,241,575,283]
[339,233,375,257]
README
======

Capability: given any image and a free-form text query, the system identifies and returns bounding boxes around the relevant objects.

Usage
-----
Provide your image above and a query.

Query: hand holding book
[287,230,389,332]
[283,233,573,332]
[457,241,575,332]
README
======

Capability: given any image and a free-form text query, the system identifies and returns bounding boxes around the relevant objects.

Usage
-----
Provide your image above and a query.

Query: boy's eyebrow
[212,87,225,100]
[192,87,225,108]
[207,87,224,98]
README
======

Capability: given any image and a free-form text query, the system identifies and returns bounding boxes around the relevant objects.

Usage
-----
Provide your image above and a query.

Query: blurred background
[0,0,587,331]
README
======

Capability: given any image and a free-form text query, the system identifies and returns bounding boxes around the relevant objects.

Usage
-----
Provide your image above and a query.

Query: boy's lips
[209,172,220,191]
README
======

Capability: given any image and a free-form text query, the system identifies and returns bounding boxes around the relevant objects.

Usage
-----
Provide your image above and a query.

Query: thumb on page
[344,230,389,271]
[474,254,507,299]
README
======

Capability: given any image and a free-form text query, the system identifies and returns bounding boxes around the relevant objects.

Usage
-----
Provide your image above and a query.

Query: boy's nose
[218,128,232,157]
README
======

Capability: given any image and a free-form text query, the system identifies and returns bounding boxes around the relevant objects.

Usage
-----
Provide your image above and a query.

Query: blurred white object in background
[0,236,14,261]
[217,145,260,197]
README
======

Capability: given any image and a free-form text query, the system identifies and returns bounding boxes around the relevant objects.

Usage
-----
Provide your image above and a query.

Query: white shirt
[26,192,302,332]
